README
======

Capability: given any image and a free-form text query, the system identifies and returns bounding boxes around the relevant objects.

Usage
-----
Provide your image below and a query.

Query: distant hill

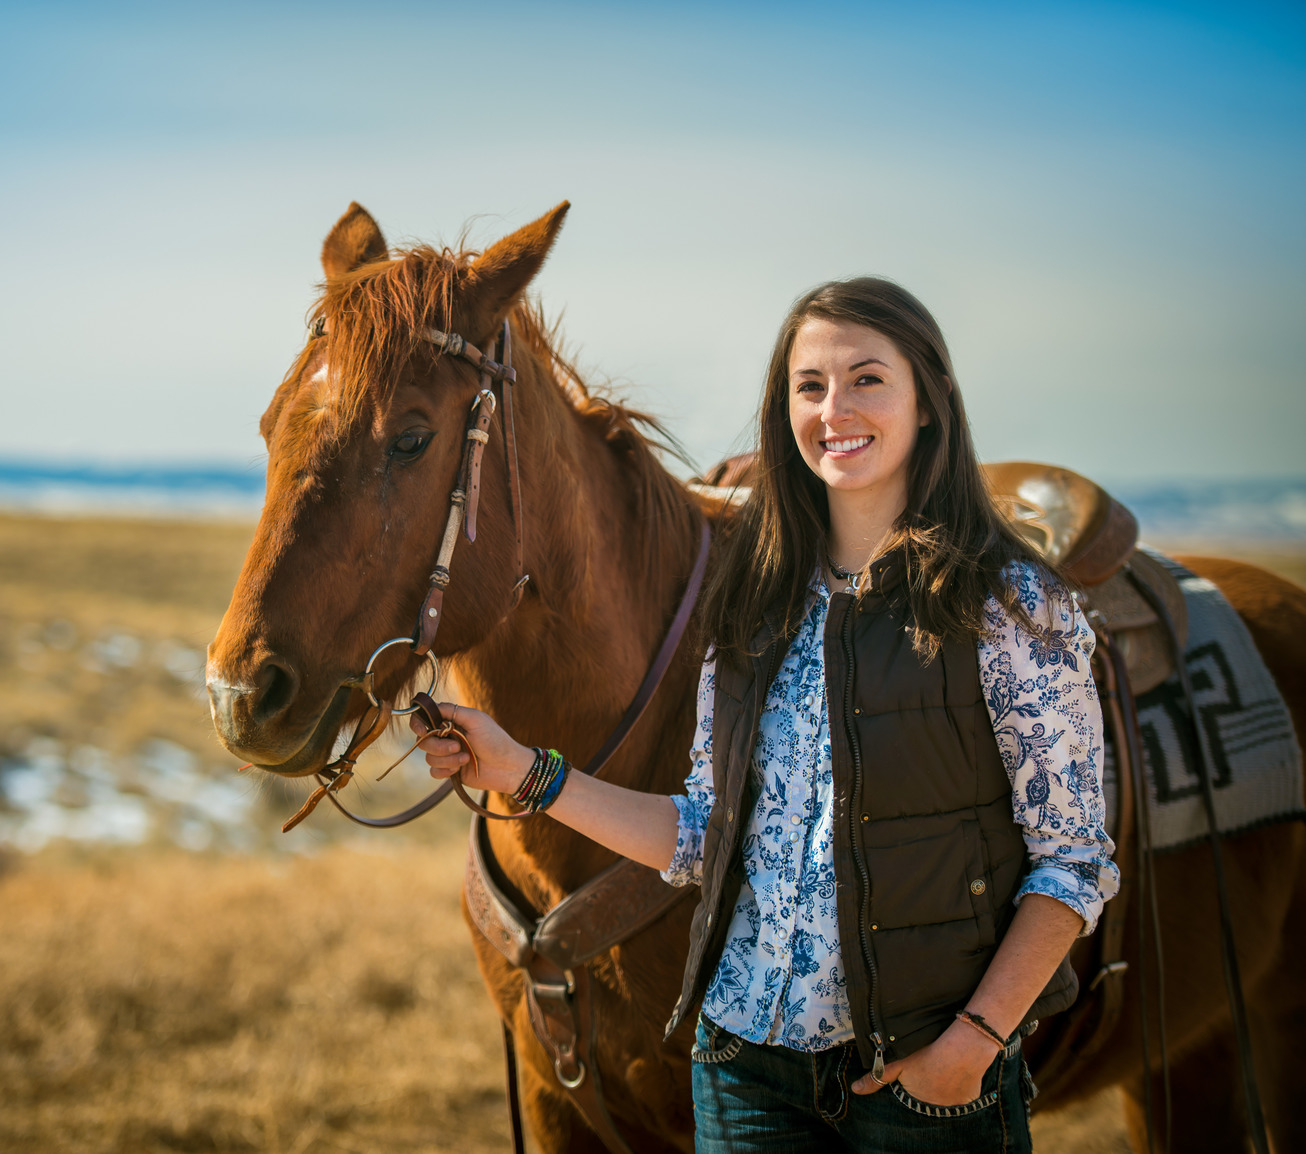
[1,457,1303,540]
[0,458,266,517]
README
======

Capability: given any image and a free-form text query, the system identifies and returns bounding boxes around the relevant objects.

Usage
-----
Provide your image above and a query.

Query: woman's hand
[850,1020,998,1104]
[409,703,535,797]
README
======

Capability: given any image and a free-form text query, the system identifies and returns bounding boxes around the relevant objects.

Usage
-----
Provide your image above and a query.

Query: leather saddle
[691,455,1187,694]
[983,461,1186,694]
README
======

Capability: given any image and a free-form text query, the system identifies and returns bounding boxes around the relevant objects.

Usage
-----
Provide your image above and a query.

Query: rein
[278,319,711,834]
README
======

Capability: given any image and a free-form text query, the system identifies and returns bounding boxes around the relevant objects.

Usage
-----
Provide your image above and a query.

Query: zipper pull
[872,1032,886,1082]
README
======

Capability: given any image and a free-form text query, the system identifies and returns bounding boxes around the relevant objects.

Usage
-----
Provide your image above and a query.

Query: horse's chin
[239,687,356,778]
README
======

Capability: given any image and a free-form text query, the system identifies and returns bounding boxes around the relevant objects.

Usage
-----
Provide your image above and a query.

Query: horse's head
[207,202,569,774]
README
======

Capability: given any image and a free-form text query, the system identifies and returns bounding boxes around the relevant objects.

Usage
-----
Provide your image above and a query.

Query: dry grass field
[0,840,510,1154]
[2,510,1302,1152]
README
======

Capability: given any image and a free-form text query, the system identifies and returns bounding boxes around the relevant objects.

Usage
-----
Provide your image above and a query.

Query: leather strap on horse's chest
[464,813,691,1154]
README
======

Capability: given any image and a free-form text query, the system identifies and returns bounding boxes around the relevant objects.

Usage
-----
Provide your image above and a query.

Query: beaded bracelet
[519,749,556,810]
[510,748,549,809]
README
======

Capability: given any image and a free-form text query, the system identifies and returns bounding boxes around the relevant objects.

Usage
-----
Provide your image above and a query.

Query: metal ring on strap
[362,636,437,716]
[555,1055,587,1090]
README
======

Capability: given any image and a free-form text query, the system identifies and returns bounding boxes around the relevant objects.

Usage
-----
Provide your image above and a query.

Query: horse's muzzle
[207,661,353,776]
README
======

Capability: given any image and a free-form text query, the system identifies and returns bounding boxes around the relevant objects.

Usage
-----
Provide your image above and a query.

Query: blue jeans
[690,1015,1035,1153]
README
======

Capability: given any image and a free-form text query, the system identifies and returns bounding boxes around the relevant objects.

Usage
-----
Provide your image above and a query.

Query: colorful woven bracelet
[534,756,571,813]
[529,750,563,811]
[527,750,561,809]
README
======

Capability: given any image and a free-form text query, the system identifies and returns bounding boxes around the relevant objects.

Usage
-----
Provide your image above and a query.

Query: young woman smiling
[415,278,1118,1153]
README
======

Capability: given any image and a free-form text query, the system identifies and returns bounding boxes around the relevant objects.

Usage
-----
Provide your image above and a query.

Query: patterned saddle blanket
[1102,551,1303,852]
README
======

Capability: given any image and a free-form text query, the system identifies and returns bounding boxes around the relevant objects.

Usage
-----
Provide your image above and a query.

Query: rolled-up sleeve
[978,564,1121,935]
[661,657,717,887]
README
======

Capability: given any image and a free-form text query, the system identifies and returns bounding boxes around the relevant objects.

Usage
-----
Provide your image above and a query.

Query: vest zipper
[842,594,885,1058]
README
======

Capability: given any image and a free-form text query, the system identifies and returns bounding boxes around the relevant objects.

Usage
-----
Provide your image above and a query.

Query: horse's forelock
[317,245,471,427]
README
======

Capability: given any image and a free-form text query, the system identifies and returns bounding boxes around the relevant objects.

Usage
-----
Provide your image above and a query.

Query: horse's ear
[458,202,570,336]
[321,203,388,278]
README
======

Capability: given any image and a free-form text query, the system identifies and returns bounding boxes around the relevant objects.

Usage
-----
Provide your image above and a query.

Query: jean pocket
[890,1080,998,1118]
[691,1017,744,1065]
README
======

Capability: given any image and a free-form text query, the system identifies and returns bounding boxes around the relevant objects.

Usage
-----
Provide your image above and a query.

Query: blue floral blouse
[662,562,1120,1052]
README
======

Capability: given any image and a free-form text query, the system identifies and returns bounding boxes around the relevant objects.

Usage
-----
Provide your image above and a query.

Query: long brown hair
[702,277,1046,666]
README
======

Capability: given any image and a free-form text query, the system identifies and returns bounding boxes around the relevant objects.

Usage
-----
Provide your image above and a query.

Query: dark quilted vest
[665,559,1078,1067]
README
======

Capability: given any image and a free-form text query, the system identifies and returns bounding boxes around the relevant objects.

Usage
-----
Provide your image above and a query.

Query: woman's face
[787,317,927,501]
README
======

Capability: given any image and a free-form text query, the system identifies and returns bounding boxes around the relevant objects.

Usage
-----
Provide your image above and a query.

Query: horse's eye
[390,431,431,460]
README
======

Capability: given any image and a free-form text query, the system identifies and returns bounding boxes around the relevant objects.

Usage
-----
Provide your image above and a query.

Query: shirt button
[790,814,801,825]
[803,694,815,707]
[778,926,789,939]
[788,831,799,843]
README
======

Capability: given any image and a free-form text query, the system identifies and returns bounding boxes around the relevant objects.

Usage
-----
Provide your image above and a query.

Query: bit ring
[361,636,437,715]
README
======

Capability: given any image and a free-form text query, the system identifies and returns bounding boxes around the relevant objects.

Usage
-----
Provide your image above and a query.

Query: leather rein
[278,318,711,835]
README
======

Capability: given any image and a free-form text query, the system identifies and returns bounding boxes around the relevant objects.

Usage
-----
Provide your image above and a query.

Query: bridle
[277,317,711,834]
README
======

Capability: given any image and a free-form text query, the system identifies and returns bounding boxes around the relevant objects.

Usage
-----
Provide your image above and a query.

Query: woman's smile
[821,434,873,456]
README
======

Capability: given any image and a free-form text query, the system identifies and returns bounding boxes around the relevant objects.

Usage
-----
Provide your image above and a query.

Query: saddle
[982,461,1187,693]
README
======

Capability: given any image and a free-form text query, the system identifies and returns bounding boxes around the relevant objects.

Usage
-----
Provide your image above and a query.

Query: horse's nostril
[253,655,301,724]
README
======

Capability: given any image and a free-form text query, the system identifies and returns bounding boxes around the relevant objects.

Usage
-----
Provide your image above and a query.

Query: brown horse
[207,202,1306,1153]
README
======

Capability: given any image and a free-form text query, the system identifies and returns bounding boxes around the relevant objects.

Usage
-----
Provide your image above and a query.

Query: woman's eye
[855,374,884,387]
[389,432,430,460]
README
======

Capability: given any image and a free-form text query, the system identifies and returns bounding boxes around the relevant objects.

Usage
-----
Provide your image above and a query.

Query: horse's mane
[291,243,697,581]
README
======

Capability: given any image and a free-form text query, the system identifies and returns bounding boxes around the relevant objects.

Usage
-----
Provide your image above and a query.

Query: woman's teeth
[825,436,870,453]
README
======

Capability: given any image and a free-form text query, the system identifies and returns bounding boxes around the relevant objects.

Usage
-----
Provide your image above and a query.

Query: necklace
[827,556,860,592]
[828,557,855,580]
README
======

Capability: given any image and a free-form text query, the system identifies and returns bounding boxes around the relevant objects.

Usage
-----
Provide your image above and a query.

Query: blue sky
[2,0,1303,481]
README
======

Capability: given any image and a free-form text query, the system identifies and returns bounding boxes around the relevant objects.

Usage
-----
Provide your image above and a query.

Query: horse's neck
[455,342,697,790]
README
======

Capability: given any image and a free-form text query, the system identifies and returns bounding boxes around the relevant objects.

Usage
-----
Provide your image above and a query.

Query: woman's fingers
[404,710,470,777]
[424,744,469,779]
[420,735,469,777]
[851,1061,902,1095]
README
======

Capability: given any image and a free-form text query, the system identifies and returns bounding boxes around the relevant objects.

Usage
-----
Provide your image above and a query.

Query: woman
[415,278,1118,1152]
